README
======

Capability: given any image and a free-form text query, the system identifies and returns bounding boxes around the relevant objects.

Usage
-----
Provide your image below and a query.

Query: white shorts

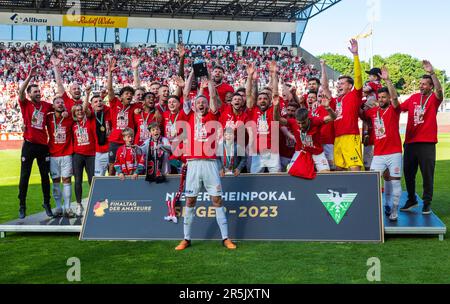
[370,153,402,178]
[50,155,73,179]
[289,151,330,173]
[185,160,223,198]
[323,144,335,169]
[280,157,292,172]
[364,145,374,169]
[250,151,281,173]
[95,152,109,177]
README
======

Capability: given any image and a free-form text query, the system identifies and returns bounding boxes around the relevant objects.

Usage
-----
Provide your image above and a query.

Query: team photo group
[17,38,443,250]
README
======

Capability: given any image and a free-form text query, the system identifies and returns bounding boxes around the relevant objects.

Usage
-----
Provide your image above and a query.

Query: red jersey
[204,82,234,104]
[162,110,189,142]
[367,81,383,99]
[310,99,336,145]
[219,103,248,133]
[246,105,278,154]
[114,145,145,175]
[288,116,325,155]
[93,107,111,154]
[185,111,221,160]
[19,98,53,145]
[62,92,83,112]
[72,116,96,156]
[279,123,296,159]
[46,112,74,157]
[334,88,363,137]
[108,97,140,144]
[364,105,402,156]
[133,110,159,146]
[400,92,442,144]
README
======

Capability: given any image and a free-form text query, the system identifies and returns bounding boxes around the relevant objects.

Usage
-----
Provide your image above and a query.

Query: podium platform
[384,193,447,241]
[0,200,86,238]
[0,194,446,240]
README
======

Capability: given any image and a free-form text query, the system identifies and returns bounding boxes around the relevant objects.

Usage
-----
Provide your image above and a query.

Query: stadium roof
[0,0,341,22]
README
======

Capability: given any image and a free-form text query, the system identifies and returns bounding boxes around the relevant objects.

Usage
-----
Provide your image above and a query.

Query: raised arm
[19,64,38,101]
[246,62,256,109]
[320,59,332,99]
[177,43,186,79]
[348,39,363,91]
[322,96,337,123]
[379,66,399,108]
[51,56,65,96]
[84,84,92,117]
[183,69,194,99]
[174,75,185,98]
[131,56,141,89]
[423,60,444,102]
[107,57,117,101]
[208,72,218,114]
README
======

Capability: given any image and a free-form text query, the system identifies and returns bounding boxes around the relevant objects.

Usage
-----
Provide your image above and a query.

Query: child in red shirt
[114,128,145,181]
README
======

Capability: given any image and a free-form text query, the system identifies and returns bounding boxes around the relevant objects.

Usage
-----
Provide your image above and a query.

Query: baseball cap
[366,68,382,76]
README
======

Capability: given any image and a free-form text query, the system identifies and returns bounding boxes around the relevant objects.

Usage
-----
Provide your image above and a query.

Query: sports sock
[384,180,392,208]
[183,207,195,241]
[391,180,402,212]
[63,183,72,210]
[53,183,62,209]
[215,207,229,240]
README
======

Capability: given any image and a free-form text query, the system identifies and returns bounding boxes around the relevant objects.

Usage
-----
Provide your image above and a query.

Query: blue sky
[302,0,450,74]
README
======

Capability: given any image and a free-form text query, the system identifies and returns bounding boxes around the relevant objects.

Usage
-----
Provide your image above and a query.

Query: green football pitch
[0,135,449,284]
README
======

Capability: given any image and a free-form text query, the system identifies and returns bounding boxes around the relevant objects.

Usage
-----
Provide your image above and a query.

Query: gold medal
[100,126,106,132]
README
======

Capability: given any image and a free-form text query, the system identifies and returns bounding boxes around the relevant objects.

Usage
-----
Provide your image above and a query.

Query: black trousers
[18,141,51,208]
[72,153,95,204]
[403,143,436,203]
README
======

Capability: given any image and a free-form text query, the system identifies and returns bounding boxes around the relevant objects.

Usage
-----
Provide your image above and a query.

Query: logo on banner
[93,199,152,218]
[93,199,109,217]
[63,15,128,28]
[317,190,357,224]
[9,13,48,25]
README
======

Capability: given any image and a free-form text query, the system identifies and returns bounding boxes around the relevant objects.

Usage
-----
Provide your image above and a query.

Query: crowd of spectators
[0,42,327,134]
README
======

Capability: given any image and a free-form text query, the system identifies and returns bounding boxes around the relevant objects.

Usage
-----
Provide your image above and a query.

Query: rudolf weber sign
[81,173,383,242]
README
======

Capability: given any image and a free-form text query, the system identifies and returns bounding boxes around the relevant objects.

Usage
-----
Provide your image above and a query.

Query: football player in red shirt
[203,66,234,104]
[399,60,444,215]
[71,102,96,217]
[333,39,364,171]
[106,58,141,176]
[46,96,74,218]
[134,92,162,146]
[284,98,337,173]
[363,67,403,221]
[319,59,337,170]
[299,77,321,106]
[279,102,299,171]
[85,86,112,177]
[246,61,281,173]
[18,64,54,219]
[51,55,83,112]
[156,85,170,113]
[175,69,236,251]
[162,94,190,173]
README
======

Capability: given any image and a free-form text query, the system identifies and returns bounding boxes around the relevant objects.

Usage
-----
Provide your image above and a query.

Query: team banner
[0,12,61,26]
[0,40,47,49]
[81,173,383,242]
[62,15,128,28]
[53,41,114,49]
[187,44,236,52]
